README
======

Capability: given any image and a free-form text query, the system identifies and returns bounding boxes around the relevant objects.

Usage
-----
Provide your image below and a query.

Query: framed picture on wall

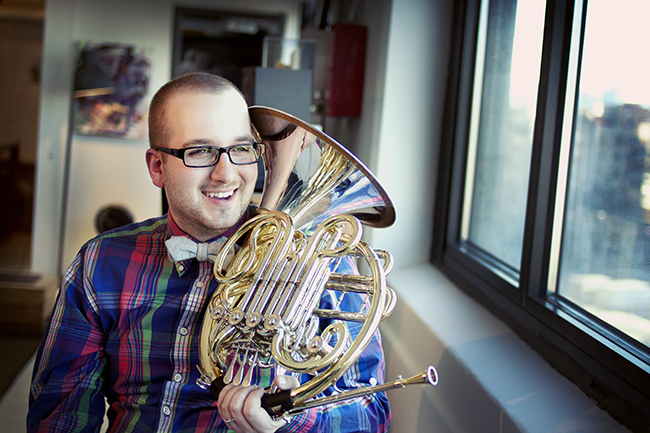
[73,42,151,140]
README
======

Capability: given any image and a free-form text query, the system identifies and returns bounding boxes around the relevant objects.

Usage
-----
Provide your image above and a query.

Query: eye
[187,147,215,157]
[231,145,253,153]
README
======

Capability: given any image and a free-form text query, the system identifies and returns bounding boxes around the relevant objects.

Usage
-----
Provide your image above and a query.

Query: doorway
[172,7,285,87]
[0,9,43,272]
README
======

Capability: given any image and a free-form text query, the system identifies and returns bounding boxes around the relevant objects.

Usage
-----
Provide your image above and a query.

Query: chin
[208,209,245,232]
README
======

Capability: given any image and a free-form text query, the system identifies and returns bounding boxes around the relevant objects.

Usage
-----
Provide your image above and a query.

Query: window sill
[379,264,629,432]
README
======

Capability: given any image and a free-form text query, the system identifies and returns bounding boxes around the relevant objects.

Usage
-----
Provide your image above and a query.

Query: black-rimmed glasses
[156,143,264,167]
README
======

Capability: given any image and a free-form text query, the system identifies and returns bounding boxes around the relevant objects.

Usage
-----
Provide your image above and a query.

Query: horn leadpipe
[260,366,439,417]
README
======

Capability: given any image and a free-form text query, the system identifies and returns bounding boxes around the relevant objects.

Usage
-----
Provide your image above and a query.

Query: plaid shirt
[27,213,391,432]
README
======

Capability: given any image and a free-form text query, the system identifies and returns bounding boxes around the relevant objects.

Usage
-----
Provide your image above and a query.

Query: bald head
[148,73,245,150]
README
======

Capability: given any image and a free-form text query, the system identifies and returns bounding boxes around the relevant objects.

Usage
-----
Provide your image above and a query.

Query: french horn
[196,107,437,418]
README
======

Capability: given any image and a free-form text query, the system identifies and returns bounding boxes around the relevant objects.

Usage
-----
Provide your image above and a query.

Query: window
[462,0,545,277]
[435,0,650,429]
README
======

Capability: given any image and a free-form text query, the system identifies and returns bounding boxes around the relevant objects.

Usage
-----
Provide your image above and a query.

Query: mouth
[204,190,235,200]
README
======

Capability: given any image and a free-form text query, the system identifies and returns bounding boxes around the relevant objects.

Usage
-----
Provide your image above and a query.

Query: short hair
[148,73,244,149]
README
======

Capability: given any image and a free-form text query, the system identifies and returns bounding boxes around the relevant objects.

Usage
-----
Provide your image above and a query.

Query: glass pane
[463,0,546,272]
[557,0,650,348]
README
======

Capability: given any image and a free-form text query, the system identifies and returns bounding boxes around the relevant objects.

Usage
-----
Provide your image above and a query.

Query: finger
[217,385,241,429]
[242,386,288,431]
[227,385,263,432]
[217,384,241,426]
[272,375,300,391]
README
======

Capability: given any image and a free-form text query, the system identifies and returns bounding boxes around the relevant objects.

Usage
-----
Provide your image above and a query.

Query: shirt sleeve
[27,246,108,433]
[277,256,392,433]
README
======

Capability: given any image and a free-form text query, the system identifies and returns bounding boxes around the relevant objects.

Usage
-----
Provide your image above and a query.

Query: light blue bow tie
[165,236,227,262]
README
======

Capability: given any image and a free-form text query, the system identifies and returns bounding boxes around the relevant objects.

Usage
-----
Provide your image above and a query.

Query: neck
[167,208,250,242]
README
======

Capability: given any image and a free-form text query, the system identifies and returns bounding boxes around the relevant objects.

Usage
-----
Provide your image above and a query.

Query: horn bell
[249,106,395,231]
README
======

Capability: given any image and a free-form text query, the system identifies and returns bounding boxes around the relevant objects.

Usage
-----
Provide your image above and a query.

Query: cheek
[164,164,204,188]
[162,167,204,201]
[240,165,259,189]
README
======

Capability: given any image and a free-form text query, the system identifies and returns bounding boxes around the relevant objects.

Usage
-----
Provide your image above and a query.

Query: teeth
[205,191,233,199]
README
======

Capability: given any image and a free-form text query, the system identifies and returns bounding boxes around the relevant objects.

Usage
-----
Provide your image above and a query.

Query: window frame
[432,0,650,429]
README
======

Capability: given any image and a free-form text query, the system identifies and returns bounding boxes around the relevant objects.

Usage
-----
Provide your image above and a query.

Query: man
[27,72,391,432]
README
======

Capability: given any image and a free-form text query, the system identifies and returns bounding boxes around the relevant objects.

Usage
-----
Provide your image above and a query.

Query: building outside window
[435,0,650,429]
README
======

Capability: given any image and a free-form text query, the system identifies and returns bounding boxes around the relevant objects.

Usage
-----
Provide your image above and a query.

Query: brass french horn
[196,107,437,417]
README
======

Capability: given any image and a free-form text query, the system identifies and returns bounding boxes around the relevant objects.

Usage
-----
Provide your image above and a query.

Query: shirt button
[178,265,184,272]
[180,327,188,336]
[196,281,204,288]
[163,406,171,416]
[174,373,183,382]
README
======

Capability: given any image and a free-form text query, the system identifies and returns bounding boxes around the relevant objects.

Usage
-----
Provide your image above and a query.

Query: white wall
[31,0,303,274]
[368,0,447,267]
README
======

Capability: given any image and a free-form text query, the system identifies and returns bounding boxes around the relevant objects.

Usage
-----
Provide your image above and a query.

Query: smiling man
[146,79,258,241]
[27,73,390,433]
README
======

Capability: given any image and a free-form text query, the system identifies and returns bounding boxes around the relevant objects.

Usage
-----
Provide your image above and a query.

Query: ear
[146,148,165,188]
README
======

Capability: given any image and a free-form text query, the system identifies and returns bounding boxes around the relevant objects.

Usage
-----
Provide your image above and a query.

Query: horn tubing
[208,366,438,418]
[273,366,438,417]
[196,107,406,409]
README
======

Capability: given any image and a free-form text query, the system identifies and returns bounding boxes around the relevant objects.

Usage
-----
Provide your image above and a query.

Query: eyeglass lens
[184,145,260,166]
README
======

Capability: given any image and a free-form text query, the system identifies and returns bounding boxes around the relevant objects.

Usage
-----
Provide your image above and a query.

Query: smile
[204,190,234,199]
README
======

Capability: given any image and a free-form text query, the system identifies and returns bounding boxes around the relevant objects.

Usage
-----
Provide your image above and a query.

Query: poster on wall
[73,42,151,140]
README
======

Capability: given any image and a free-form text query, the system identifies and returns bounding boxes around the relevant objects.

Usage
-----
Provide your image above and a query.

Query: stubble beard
[165,181,252,241]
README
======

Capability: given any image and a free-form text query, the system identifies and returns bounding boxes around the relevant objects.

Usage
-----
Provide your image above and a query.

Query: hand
[217,375,299,433]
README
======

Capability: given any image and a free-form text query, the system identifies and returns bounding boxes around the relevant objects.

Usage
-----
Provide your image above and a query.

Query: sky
[579,0,650,107]
[508,0,650,112]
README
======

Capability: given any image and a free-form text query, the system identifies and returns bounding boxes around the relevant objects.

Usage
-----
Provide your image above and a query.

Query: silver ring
[223,418,234,423]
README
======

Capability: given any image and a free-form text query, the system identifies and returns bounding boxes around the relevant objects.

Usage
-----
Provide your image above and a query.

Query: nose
[209,152,237,182]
